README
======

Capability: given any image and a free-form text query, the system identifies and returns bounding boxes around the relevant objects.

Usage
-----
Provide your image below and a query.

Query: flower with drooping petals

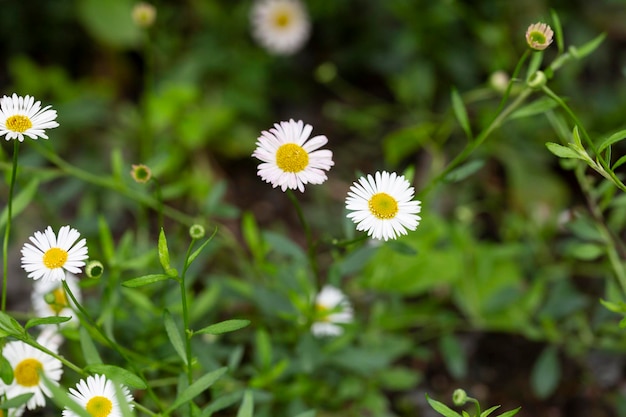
[252,119,333,192]
[250,0,310,55]
[0,94,59,141]
[21,225,88,283]
[345,171,421,241]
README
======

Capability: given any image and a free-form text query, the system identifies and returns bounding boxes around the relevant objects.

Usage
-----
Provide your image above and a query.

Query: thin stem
[152,177,164,232]
[468,397,481,417]
[21,336,85,376]
[179,238,196,387]
[286,190,319,282]
[2,141,19,312]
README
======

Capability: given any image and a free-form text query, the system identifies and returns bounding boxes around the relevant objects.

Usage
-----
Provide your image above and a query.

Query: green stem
[133,400,159,417]
[468,397,481,417]
[21,336,85,376]
[152,177,164,231]
[2,141,19,312]
[287,190,319,283]
[179,239,196,387]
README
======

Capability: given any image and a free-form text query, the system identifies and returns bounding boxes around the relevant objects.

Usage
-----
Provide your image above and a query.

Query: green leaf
[293,410,316,417]
[444,159,485,183]
[255,328,272,369]
[545,142,586,160]
[42,373,92,417]
[0,179,39,230]
[187,227,218,267]
[481,405,501,417]
[80,327,103,365]
[550,9,564,54]
[200,391,244,417]
[612,154,626,170]
[570,33,606,60]
[564,242,605,261]
[0,311,25,337]
[425,394,462,417]
[451,88,472,140]
[195,319,250,336]
[158,228,172,271]
[236,390,254,417]
[166,367,228,412]
[0,393,33,409]
[0,354,13,384]
[496,407,522,417]
[600,298,626,314]
[164,309,188,365]
[439,333,467,379]
[25,316,71,329]
[77,0,142,48]
[84,364,147,389]
[510,97,559,120]
[383,123,434,166]
[530,346,561,399]
[122,273,171,287]
[98,216,116,264]
[597,129,626,153]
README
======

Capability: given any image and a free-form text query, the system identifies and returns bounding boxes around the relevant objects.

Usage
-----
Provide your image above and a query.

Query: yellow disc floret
[368,193,399,219]
[43,247,68,269]
[86,396,113,417]
[6,115,32,133]
[14,358,43,387]
[276,143,309,173]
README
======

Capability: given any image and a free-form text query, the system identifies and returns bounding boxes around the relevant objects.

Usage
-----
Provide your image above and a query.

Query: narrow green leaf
[597,129,626,153]
[496,407,522,417]
[42,374,92,417]
[510,97,559,120]
[570,33,606,59]
[481,405,501,417]
[195,319,250,336]
[255,328,272,370]
[98,215,116,264]
[0,354,13,384]
[186,227,218,267]
[550,9,564,54]
[166,367,228,412]
[451,88,472,140]
[612,154,626,170]
[439,333,467,379]
[425,394,462,417]
[25,316,71,329]
[293,411,316,417]
[164,309,188,365]
[80,327,103,365]
[530,346,561,399]
[0,311,25,337]
[0,179,39,230]
[444,159,485,183]
[600,298,626,314]
[236,390,254,417]
[84,364,147,389]
[0,393,34,409]
[571,126,584,149]
[545,142,586,160]
[122,273,170,287]
[158,228,171,271]
[200,391,244,417]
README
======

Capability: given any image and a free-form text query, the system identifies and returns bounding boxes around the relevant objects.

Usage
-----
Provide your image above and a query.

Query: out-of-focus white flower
[250,0,310,55]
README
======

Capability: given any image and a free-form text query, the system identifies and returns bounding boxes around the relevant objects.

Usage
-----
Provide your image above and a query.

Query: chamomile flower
[32,272,81,327]
[345,171,422,241]
[525,22,554,51]
[21,225,89,283]
[62,374,134,417]
[250,0,310,55]
[252,119,334,192]
[311,285,353,337]
[0,94,59,141]
[0,338,63,410]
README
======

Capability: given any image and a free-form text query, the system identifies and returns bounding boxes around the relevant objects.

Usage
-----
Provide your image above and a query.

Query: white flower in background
[252,119,333,192]
[250,0,311,55]
[0,337,63,410]
[62,374,134,417]
[0,94,59,141]
[32,272,81,327]
[345,171,421,241]
[21,225,88,283]
[311,285,353,337]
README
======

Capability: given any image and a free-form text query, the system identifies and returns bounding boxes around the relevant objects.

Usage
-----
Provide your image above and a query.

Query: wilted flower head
[130,164,152,183]
[525,22,554,51]
[132,2,156,28]
[250,0,311,55]
[345,171,422,241]
[0,94,59,141]
[252,119,334,192]
[311,285,353,337]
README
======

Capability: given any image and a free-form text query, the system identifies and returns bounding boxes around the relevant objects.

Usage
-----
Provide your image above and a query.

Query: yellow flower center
[5,115,32,133]
[14,358,43,387]
[368,193,399,219]
[43,247,68,269]
[276,143,309,173]
[273,9,292,28]
[86,396,113,417]
[48,287,69,314]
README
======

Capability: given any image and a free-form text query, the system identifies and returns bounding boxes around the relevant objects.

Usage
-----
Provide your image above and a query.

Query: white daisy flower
[252,119,333,192]
[21,225,89,283]
[32,272,81,327]
[345,171,422,241]
[311,285,353,337]
[0,94,59,141]
[250,0,311,55]
[62,374,134,417]
[0,337,63,410]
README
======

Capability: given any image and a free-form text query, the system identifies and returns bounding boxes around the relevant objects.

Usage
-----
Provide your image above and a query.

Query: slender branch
[2,141,19,312]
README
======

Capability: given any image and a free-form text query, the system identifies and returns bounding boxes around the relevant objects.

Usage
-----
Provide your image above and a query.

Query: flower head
[130,164,152,183]
[250,0,310,55]
[345,171,422,241]
[252,119,334,192]
[62,374,134,417]
[132,2,156,28]
[0,94,59,141]
[0,337,63,410]
[311,285,353,337]
[31,272,81,327]
[525,22,554,51]
[21,225,89,283]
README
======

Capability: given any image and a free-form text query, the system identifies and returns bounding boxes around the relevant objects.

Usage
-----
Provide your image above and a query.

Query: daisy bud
[189,224,206,240]
[525,22,554,51]
[85,260,104,279]
[132,2,156,28]
[130,164,152,184]
[452,389,468,406]
[527,70,547,89]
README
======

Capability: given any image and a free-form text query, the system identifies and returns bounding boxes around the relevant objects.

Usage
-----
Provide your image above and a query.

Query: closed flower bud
[525,22,554,51]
